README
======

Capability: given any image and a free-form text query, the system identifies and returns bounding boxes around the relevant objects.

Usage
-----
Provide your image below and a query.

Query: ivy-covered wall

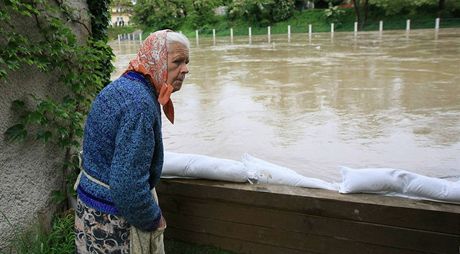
[0,0,112,250]
[0,68,66,250]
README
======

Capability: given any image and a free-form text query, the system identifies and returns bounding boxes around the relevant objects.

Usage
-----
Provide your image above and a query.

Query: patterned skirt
[75,197,130,254]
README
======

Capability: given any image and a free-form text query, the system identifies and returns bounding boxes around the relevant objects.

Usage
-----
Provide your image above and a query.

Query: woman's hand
[157,215,167,230]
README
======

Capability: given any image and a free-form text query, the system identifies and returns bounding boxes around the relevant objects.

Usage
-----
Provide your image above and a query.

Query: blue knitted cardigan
[77,71,164,231]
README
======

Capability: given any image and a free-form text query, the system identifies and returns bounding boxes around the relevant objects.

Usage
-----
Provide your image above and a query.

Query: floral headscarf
[125,29,175,124]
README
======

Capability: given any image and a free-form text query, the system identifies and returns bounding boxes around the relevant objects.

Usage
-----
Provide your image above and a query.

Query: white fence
[117,18,446,45]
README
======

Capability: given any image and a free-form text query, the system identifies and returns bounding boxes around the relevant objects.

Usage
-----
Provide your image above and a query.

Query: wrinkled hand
[157,215,167,230]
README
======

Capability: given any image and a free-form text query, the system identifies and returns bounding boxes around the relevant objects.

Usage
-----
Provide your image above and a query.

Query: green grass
[175,9,338,38]
[1,210,75,254]
[1,210,233,254]
[112,8,460,41]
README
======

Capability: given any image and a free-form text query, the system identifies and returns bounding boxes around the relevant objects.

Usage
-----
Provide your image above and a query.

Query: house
[110,0,136,27]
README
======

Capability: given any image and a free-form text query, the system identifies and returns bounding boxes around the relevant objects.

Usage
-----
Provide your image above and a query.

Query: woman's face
[167,43,189,92]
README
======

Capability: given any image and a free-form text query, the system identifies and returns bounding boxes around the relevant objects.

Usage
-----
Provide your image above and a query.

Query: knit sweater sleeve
[109,103,161,232]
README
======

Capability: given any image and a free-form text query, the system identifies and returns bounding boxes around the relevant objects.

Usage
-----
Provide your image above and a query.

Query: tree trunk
[352,0,361,30]
[439,0,445,10]
[438,0,445,17]
[363,0,369,29]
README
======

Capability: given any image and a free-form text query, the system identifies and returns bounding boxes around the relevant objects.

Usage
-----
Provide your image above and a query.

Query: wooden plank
[163,213,427,254]
[165,228,312,254]
[159,194,460,254]
[157,180,460,235]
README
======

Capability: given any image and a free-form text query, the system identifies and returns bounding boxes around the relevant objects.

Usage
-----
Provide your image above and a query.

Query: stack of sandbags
[339,166,460,204]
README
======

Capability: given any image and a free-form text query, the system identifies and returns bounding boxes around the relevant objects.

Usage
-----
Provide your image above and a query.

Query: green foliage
[324,2,346,25]
[87,0,112,41]
[51,190,67,205]
[369,0,438,16]
[118,0,459,36]
[1,211,75,254]
[112,0,135,7]
[87,0,114,87]
[1,0,113,201]
[0,209,234,254]
[132,0,186,30]
[131,0,225,31]
[187,0,222,29]
[325,0,344,5]
[272,0,296,21]
[228,0,295,26]
[446,0,460,17]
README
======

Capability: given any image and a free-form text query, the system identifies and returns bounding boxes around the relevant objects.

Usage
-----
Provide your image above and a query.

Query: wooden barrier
[157,179,460,254]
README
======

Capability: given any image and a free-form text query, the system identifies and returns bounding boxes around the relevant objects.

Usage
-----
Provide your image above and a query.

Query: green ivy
[1,0,113,202]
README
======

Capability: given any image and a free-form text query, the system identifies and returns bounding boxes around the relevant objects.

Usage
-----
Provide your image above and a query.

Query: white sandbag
[242,154,337,191]
[339,166,460,203]
[162,152,248,182]
[339,167,408,194]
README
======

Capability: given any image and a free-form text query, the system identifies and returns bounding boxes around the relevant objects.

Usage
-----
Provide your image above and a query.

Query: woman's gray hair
[167,32,190,51]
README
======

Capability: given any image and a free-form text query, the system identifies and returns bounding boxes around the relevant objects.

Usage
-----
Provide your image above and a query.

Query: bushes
[1,211,75,254]
[188,0,222,28]
[132,0,186,30]
[324,2,346,25]
[227,0,295,26]
[1,210,233,254]
[130,0,460,33]
[132,0,223,30]
[132,0,296,30]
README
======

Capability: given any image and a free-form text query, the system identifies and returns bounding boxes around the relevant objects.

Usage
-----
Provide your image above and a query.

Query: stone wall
[0,0,91,250]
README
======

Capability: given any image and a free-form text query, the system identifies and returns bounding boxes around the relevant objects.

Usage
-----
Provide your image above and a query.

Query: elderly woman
[74,30,190,253]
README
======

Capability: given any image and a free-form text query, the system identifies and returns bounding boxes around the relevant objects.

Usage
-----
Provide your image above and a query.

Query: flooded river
[110,28,460,181]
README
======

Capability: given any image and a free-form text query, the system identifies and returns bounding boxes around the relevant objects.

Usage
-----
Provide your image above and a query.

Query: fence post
[268,26,271,43]
[195,30,199,46]
[435,18,440,30]
[249,27,252,44]
[331,23,334,37]
[354,21,358,36]
[213,29,216,45]
[230,28,233,43]
[379,20,383,33]
[288,25,291,42]
[406,19,411,31]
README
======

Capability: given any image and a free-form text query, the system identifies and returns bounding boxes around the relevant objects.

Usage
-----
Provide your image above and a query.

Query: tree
[439,0,446,10]
[112,0,134,7]
[324,2,346,26]
[368,0,437,16]
[351,0,369,30]
[131,0,186,30]
[228,0,295,25]
[272,0,296,21]
[187,0,222,29]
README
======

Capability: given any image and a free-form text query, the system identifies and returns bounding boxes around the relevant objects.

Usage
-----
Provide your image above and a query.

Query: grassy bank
[109,9,460,40]
[1,211,75,254]
[1,210,232,254]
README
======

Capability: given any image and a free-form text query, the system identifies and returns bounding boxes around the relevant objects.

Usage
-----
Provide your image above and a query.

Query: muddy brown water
[110,28,460,181]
